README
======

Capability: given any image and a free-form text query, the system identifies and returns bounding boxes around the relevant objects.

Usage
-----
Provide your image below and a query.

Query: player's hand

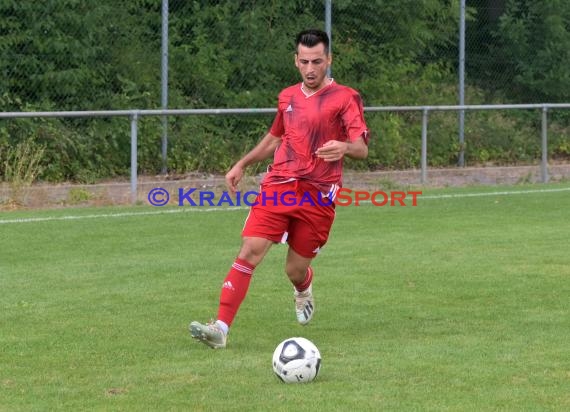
[315,140,348,162]
[225,164,244,193]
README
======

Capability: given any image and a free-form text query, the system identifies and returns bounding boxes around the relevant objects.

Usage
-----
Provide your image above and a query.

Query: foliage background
[0,0,569,182]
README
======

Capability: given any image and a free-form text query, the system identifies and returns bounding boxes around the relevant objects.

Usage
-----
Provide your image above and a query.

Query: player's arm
[344,136,368,159]
[314,136,368,162]
[225,132,281,193]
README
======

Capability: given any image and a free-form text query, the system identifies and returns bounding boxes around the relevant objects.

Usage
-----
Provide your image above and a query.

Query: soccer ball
[272,337,321,383]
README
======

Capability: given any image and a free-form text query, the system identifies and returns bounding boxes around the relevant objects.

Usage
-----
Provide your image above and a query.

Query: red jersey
[265,80,369,194]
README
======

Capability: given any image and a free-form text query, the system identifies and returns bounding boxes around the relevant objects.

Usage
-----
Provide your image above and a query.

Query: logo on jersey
[286,104,293,113]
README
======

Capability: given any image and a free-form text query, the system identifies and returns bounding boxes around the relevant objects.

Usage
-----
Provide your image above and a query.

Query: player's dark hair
[295,29,330,55]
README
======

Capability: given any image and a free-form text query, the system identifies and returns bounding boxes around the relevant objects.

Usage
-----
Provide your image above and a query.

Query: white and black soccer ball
[272,337,321,383]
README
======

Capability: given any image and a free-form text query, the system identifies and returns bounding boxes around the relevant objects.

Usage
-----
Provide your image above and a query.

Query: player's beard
[303,73,327,92]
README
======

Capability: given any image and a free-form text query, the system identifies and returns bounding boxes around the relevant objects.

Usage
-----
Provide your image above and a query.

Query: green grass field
[1,184,569,411]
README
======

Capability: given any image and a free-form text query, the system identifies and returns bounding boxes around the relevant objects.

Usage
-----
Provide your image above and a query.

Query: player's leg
[286,188,336,325]
[285,248,315,325]
[215,236,273,330]
[190,189,289,349]
[190,236,273,349]
[285,246,313,285]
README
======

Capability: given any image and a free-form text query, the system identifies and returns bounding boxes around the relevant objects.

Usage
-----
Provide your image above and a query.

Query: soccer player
[190,29,369,348]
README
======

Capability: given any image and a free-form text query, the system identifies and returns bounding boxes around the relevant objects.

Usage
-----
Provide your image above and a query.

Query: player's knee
[237,238,272,266]
[285,263,307,283]
[237,248,262,266]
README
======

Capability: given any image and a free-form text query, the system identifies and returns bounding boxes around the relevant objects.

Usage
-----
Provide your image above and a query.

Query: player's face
[295,43,331,92]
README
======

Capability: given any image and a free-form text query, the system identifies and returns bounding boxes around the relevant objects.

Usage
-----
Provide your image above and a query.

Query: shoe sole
[189,322,226,349]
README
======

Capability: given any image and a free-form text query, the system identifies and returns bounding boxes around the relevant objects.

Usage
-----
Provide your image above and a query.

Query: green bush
[1,0,568,182]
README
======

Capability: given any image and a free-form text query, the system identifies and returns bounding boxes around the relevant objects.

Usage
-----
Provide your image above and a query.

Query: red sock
[216,258,255,327]
[293,266,313,292]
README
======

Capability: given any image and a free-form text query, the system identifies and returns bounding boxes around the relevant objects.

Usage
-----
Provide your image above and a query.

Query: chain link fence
[1,0,569,186]
[4,1,568,109]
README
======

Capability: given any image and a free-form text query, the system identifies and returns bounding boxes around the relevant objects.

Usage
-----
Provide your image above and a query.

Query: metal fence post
[541,107,549,183]
[130,112,139,204]
[458,0,466,167]
[325,0,332,78]
[421,108,429,184]
[161,0,169,175]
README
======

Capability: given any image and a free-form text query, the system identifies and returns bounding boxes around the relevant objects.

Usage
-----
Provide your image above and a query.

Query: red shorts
[242,180,336,258]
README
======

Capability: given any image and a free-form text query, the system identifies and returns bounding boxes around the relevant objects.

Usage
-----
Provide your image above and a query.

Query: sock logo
[222,281,235,291]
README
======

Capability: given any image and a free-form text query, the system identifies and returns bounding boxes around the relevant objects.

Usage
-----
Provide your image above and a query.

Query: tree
[497,0,570,102]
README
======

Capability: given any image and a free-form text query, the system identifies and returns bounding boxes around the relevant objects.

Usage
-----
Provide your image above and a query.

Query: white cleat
[294,284,315,325]
[189,321,227,349]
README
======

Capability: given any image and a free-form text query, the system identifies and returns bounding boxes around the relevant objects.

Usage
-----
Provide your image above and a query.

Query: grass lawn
[1,184,569,411]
